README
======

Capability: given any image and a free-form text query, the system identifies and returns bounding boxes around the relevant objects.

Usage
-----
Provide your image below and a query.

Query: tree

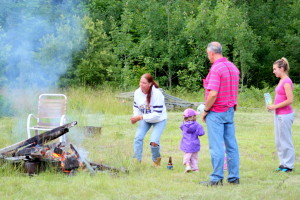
[65,17,117,87]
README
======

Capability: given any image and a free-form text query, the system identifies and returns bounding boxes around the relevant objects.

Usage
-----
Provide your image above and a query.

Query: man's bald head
[207,42,222,54]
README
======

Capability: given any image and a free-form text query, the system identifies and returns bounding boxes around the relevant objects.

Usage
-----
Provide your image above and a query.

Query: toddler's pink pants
[183,152,198,171]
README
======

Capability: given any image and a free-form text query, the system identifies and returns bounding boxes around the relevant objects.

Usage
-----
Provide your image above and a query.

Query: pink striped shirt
[203,57,240,112]
[274,77,293,115]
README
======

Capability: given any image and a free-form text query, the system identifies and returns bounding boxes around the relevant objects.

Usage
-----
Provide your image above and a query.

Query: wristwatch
[204,109,210,113]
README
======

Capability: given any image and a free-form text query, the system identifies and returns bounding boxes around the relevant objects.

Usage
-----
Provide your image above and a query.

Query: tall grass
[0,87,299,200]
[66,87,132,116]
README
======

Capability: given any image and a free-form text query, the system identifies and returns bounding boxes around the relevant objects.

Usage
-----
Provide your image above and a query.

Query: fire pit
[0,121,128,175]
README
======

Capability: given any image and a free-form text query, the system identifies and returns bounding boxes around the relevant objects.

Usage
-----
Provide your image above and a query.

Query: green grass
[0,88,300,200]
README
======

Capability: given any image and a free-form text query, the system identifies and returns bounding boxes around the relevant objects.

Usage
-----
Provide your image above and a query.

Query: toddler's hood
[181,121,198,133]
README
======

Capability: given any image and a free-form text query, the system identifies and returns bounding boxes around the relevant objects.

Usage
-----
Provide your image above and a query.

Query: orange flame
[52,153,61,158]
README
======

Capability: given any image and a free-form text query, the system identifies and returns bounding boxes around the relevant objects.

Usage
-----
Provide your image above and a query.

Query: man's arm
[202,90,218,122]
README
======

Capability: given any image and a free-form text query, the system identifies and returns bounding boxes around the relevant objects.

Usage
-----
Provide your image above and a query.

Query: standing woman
[267,57,295,172]
[130,73,167,166]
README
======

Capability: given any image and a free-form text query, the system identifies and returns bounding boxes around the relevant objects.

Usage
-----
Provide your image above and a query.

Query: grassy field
[0,88,300,200]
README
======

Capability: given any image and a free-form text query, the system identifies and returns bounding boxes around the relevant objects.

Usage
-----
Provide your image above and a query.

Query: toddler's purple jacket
[180,121,205,153]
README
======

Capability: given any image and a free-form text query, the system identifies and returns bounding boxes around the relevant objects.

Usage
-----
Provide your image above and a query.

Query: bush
[0,95,14,117]
[238,86,274,109]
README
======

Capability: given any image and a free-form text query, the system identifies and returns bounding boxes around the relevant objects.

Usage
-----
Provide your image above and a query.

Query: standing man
[200,42,240,186]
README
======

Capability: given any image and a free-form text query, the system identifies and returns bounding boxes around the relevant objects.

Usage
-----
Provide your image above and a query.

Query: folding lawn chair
[27,94,67,142]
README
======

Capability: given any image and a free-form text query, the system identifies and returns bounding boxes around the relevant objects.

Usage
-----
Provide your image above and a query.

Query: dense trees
[0,0,299,91]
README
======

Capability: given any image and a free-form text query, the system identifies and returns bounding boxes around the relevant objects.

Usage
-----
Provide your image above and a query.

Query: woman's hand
[130,115,143,124]
[267,104,277,111]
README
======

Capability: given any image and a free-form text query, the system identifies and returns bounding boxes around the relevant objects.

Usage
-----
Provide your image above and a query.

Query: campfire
[0,121,128,175]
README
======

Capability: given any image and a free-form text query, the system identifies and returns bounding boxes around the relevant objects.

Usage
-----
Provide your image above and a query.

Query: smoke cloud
[0,0,86,140]
[1,0,85,89]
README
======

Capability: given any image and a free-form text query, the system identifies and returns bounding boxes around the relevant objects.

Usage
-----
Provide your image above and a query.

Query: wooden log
[70,144,96,175]
[62,154,80,171]
[0,121,77,156]
[89,161,129,174]
[117,91,195,109]
[3,156,26,163]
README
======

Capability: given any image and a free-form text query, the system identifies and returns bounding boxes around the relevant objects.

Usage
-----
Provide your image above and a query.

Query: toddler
[180,108,205,173]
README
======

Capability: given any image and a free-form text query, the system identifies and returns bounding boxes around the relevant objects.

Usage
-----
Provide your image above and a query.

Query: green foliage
[0,0,300,90]
[0,28,10,87]
[238,86,274,109]
[61,16,118,87]
[0,0,87,88]
[0,95,14,117]
[293,84,300,104]
[35,15,86,85]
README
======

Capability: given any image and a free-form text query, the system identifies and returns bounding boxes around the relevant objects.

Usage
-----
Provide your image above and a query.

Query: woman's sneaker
[276,165,284,171]
[276,165,293,172]
[281,167,293,173]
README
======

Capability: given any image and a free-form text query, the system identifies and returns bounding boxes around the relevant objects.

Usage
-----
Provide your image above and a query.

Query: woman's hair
[142,73,159,105]
[274,57,290,72]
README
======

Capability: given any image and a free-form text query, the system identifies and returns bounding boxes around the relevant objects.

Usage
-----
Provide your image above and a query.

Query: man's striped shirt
[203,57,240,112]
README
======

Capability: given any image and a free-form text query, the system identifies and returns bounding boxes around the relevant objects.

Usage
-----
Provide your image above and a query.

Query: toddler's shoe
[193,169,199,173]
[184,165,192,173]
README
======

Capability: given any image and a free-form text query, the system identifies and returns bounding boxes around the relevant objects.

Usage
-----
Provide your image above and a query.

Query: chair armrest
[60,115,66,125]
[27,114,38,122]
[27,114,38,138]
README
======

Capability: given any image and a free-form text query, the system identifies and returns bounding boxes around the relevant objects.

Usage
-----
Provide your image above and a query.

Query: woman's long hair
[274,57,290,72]
[142,73,159,105]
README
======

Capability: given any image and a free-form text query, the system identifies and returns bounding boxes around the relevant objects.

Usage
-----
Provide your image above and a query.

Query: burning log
[70,144,96,175]
[61,154,80,171]
[0,121,129,175]
[0,121,77,157]
[70,144,128,174]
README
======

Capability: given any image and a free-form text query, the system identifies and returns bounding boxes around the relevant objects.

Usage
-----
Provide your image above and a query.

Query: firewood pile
[117,90,200,110]
[0,121,128,175]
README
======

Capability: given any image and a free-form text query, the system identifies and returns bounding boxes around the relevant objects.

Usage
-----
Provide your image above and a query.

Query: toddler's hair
[184,116,197,121]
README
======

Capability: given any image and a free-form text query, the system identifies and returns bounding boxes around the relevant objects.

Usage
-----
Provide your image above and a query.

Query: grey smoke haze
[0,0,87,141]
[0,0,86,89]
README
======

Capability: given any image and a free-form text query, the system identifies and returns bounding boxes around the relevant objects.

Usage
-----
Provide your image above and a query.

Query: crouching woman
[130,73,167,167]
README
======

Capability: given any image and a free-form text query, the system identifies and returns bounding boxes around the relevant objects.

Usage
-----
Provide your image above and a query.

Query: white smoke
[0,0,86,141]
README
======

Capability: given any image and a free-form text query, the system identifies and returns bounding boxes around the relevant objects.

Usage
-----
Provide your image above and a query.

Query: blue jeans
[206,107,240,182]
[133,119,167,162]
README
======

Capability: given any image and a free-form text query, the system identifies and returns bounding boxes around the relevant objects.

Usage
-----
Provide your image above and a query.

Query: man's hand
[202,90,217,123]
[202,111,208,123]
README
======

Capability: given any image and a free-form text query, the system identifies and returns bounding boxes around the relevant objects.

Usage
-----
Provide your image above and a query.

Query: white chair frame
[27,94,67,142]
